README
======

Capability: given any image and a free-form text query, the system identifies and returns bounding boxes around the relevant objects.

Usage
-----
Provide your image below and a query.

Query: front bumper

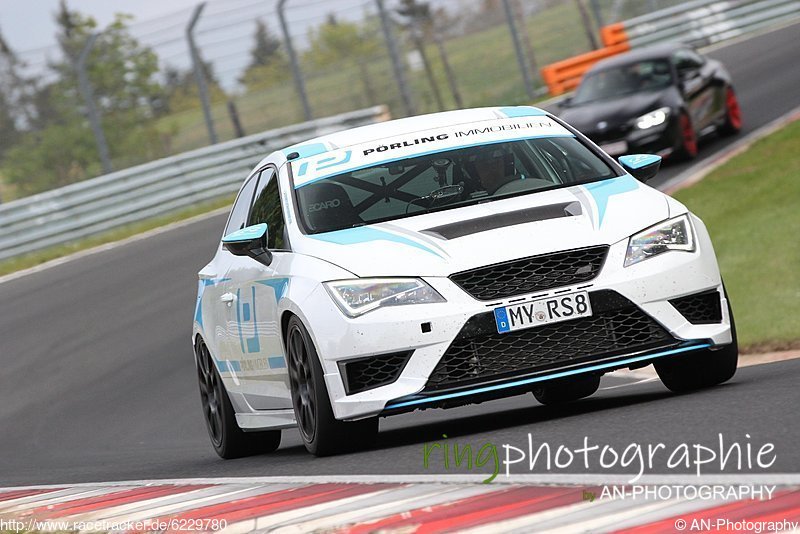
[303,216,731,421]
[589,118,681,159]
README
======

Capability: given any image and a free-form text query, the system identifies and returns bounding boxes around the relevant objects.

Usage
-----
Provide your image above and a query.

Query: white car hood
[291,175,669,278]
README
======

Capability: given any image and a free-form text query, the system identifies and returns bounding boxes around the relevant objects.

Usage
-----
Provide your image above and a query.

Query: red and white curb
[1,476,799,533]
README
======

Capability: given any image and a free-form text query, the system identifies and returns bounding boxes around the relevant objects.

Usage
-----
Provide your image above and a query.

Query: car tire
[285,315,378,456]
[719,86,742,136]
[532,375,601,405]
[195,338,281,459]
[655,298,738,393]
[675,111,698,160]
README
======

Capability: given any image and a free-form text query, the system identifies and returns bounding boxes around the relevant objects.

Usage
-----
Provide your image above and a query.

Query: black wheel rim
[287,325,316,442]
[196,342,224,447]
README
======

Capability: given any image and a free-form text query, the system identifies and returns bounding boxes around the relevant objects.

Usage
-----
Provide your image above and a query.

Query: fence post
[186,3,218,145]
[575,0,600,50]
[589,0,604,27]
[376,0,416,116]
[76,33,113,174]
[513,0,539,86]
[277,0,313,121]
[432,30,463,108]
[502,0,536,100]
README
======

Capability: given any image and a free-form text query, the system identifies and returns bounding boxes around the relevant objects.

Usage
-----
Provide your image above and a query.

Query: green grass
[0,195,234,277]
[673,120,800,352]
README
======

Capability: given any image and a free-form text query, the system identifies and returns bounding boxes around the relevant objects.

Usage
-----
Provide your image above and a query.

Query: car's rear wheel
[655,300,738,393]
[285,315,377,456]
[195,338,281,458]
[719,86,742,136]
[675,111,698,160]
[532,375,601,405]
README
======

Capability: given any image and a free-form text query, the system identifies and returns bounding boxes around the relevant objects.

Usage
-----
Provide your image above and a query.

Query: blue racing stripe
[384,343,711,410]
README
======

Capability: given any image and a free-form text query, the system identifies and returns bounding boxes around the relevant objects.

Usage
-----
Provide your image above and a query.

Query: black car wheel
[195,338,281,458]
[675,111,698,160]
[533,375,601,405]
[285,315,378,456]
[719,86,742,136]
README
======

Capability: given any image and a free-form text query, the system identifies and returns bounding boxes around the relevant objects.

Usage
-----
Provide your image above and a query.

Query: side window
[224,175,259,236]
[673,49,704,71]
[248,168,287,250]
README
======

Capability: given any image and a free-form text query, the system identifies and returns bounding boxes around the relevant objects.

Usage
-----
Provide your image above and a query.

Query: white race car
[192,106,737,457]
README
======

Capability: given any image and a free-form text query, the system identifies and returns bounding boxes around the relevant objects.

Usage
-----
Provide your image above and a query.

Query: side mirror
[560,95,574,108]
[618,154,661,182]
[222,223,273,266]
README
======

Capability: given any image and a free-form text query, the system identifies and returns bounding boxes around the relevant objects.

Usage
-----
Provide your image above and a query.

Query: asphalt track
[1,23,799,487]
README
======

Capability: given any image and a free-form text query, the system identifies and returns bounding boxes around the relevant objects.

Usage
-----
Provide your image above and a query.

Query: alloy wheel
[680,113,698,157]
[196,342,223,447]
[726,88,742,130]
[287,325,316,442]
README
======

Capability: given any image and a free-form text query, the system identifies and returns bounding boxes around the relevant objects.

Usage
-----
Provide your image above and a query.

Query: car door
[220,166,292,411]
[673,48,716,131]
[209,172,260,399]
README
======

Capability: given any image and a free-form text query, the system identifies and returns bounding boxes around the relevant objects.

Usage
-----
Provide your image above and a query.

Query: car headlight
[635,107,671,129]
[624,215,695,267]
[324,278,446,317]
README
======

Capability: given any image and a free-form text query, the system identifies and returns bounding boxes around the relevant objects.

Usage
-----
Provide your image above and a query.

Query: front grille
[588,125,632,144]
[670,290,722,324]
[340,351,412,395]
[425,291,674,391]
[450,246,608,301]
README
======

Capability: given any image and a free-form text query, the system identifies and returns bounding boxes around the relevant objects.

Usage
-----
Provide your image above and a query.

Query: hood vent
[422,201,582,240]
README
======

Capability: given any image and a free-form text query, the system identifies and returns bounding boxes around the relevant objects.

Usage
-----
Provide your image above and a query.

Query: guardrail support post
[502,0,536,100]
[376,0,416,116]
[76,33,113,175]
[187,3,218,145]
[277,0,313,121]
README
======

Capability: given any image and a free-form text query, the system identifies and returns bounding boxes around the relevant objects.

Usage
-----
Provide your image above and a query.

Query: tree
[2,1,170,195]
[0,31,21,157]
[305,14,381,105]
[162,60,226,114]
[239,19,289,92]
[395,0,462,108]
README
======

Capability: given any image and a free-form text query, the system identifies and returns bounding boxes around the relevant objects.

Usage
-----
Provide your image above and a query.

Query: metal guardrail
[620,0,800,48]
[0,106,389,261]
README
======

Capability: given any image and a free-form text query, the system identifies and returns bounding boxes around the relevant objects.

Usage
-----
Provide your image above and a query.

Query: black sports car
[558,43,742,160]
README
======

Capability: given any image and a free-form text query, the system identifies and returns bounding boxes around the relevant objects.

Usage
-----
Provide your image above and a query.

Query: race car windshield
[573,59,673,104]
[293,137,618,235]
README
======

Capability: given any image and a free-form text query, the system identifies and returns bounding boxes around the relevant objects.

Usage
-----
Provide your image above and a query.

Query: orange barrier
[540,24,631,96]
[600,22,629,47]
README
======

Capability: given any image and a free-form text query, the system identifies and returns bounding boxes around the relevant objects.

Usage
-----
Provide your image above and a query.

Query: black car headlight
[635,106,671,130]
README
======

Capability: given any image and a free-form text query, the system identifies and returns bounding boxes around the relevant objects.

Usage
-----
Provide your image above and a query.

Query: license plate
[494,291,592,333]
[600,140,628,156]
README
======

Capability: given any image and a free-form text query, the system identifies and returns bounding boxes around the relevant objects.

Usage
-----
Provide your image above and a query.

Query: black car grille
[340,351,412,395]
[670,290,723,325]
[450,246,609,301]
[588,124,632,144]
[424,291,674,391]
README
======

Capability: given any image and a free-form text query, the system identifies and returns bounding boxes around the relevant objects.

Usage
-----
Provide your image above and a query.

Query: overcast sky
[0,0,380,89]
[0,0,201,51]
